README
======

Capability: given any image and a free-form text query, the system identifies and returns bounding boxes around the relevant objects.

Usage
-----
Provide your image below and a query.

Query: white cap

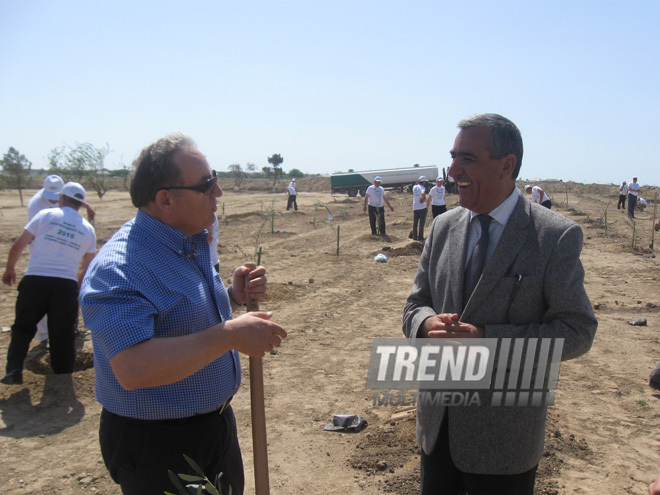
[418,175,427,182]
[374,176,382,182]
[524,184,532,191]
[42,175,64,200]
[291,178,296,181]
[61,182,86,202]
[436,176,443,182]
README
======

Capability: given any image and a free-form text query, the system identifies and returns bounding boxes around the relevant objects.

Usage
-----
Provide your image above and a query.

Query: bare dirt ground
[1,178,660,494]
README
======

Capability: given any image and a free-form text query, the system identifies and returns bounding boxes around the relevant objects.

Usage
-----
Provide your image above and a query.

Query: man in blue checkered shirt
[79,133,287,495]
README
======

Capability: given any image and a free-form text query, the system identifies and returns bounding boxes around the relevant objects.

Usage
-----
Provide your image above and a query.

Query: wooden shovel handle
[244,262,270,495]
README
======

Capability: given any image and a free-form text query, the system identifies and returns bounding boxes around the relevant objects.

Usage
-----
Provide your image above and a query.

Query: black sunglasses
[158,170,218,195]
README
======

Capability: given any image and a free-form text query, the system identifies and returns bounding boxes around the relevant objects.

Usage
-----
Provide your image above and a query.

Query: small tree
[267,153,284,191]
[49,142,112,199]
[228,163,246,190]
[1,147,32,206]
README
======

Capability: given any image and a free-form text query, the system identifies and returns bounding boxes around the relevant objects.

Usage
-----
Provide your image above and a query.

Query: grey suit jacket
[402,195,597,475]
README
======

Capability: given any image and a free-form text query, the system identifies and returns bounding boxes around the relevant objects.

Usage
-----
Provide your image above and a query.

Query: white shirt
[24,206,97,281]
[413,184,427,210]
[209,214,219,266]
[27,189,59,220]
[287,181,296,195]
[366,185,385,207]
[531,186,550,204]
[465,187,520,268]
[429,185,446,206]
[619,184,628,195]
[628,181,640,196]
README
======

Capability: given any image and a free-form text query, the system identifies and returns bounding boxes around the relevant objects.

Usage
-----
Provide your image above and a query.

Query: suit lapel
[461,197,530,319]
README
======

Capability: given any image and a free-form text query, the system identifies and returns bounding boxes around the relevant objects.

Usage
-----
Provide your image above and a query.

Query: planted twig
[651,191,658,250]
[336,225,340,256]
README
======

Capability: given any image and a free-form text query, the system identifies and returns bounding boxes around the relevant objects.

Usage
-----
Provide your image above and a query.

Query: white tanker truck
[330,165,441,197]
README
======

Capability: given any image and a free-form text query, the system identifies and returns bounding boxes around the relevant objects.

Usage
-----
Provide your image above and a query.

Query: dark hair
[457,113,524,179]
[61,196,83,209]
[129,133,196,208]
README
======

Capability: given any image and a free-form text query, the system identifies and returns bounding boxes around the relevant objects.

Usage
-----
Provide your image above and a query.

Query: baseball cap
[418,176,427,182]
[436,176,443,182]
[60,182,86,202]
[524,184,532,191]
[291,178,296,181]
[374,176,382,182]
[42,175,64,201]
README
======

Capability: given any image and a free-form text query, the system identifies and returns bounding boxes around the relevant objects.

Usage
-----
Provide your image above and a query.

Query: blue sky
[1,1,658,185]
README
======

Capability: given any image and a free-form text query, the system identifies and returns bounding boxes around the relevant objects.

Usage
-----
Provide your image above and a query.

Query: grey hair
[130,133,197,208]
[457,113,524,179]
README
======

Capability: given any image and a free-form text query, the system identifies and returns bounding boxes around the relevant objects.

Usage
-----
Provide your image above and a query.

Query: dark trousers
[413,208,428,240]
[368,205,386,235]
[541,199,552,209]
[286,194,298,210]
[432,204,447,218]
[6,275,78,374]
[420,417,537,495]
[628,193,637,218]
[617,194,626,209]
[100,405,244,495]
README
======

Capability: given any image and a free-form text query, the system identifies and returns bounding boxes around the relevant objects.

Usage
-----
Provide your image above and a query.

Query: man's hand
[650,474,660,495]
[224,311,287,358]
[421,313,484,338]
[83,203,96,222]
[2,268,16,286]
[231,264,267,306]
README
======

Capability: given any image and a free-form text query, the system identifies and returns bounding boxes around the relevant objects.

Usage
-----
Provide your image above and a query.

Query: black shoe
[1,369,23,385]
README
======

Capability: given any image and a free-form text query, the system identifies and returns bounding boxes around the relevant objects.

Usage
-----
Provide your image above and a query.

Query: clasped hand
[421,313,484,339]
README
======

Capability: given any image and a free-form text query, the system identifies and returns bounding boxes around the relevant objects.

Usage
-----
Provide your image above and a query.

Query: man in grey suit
[403,113,597,494]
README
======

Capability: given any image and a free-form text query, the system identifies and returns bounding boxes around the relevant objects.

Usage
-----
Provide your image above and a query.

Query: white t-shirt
[24,206,97,281]
[619,184,628,195]
[27,189,59,220]
[413,184,427,210]
[287,181,296,195]
[366,185,385,207]
[628,182,640,196]
[429,185,446,206]
[531,186,550,204]
[209,214,219,266]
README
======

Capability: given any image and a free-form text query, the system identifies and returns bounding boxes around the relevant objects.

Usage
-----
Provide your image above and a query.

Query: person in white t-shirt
[524,184,552,209]
[617,181,627,210]
[637,197,648,213]
[286,178,298,211]
[627,177,641,219]
[363,176,394,235]
[1,182,97,385]
[411,176,429,241]
[27,175,97,345]
[428,177,447,218]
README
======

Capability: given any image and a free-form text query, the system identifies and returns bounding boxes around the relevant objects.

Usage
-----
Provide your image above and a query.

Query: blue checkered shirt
[80,210,240,420]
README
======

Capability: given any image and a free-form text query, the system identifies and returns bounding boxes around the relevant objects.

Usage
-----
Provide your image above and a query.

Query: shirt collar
[135,209,209,258]
[469,186,519,227]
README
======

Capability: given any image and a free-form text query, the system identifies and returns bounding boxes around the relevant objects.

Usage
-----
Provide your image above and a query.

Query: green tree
[1,147,32,206]
[288,168,305,179]
[267,153,284,191]
[49,142,112,199]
